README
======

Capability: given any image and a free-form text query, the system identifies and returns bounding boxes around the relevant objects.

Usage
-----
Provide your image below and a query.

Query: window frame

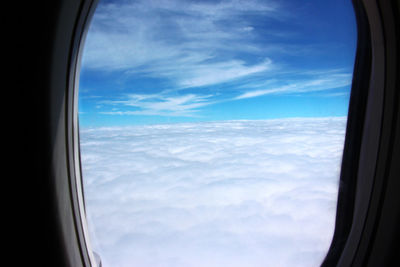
[29,0,399,266]
[323,0,400,265]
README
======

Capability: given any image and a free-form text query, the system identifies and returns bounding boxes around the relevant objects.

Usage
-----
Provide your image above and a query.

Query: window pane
[78,0,357,266]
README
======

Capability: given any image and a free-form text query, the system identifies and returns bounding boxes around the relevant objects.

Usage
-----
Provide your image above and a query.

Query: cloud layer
[80,117,346,267]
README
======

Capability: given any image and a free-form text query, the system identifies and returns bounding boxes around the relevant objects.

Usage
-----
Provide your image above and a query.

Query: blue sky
[78,0,357,127]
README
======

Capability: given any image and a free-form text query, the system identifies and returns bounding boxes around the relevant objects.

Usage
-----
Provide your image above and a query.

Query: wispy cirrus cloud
[172,59,273,88]
[79,0,357,125]
[82,0,280,88]
[101,92,216,117]
[96,70,352,118]
[235,72,353,99]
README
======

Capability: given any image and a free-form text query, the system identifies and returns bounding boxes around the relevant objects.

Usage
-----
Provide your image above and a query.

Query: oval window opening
[78,0,357,266]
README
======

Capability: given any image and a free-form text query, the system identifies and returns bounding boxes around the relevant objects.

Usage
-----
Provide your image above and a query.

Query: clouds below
[80,117,346,267]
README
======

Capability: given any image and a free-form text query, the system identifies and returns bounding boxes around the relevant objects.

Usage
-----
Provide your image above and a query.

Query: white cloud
[92,69,350,118]
[235,73,353,99]
[100,92,216,117]
[80,117,346,267]
[177,59,273,88]
[82,0,279,88]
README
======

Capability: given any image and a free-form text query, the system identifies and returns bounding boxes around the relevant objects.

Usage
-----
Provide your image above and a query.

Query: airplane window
[78,0,357,266]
